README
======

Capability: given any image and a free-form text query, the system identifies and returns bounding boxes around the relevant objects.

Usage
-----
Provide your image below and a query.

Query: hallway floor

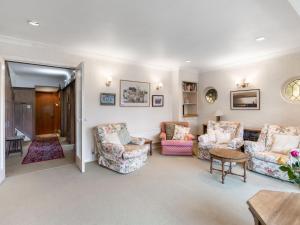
[5,136,75,177]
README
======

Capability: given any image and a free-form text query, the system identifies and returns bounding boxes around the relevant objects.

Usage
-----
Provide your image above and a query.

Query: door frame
[0,59,86,182]
[0,58,5,183]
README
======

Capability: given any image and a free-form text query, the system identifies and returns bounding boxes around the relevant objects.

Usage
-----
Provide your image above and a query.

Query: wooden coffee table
[209,148,249,184]
[248,190,300,225]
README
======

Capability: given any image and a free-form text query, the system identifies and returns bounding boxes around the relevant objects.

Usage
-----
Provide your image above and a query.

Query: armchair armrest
[244,141,266,156]
[101,143,125,158]
[160,132,167,141]
[198,134,211,144]
[186,134,195,141]
[130,137,146,145]
[228,137,244,149]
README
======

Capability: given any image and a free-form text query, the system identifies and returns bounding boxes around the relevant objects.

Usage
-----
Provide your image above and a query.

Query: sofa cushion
[165,123,175,140]
[270,134,300,154]
[118,127,131,145]
[122,144,149,159]
[172,125,190,140]
[215,130,232,144]
[253,151,288,164]
[265,124,300,150]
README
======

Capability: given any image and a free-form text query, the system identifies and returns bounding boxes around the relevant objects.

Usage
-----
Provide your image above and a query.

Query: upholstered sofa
[160,121,194,155]
[198,120,244,160]
[244,124,300,181]
[94,123,149,174]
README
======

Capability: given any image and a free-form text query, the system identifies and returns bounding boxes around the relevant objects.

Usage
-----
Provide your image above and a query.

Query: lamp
[156,82,163,90]
[215,110,224,122]
[106,76,112,87]
[236,78,249,88]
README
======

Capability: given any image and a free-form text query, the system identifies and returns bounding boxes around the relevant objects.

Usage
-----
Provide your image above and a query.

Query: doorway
[1,61,85,180]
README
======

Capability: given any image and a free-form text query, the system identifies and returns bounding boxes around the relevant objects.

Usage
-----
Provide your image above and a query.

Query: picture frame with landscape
[120,80,150,107]
[100,93,116,106]
[230,89,260,110]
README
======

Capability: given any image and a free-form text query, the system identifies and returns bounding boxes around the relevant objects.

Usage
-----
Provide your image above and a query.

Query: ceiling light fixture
[185,60,191,63]
[27,20,40,27]
[255,37,265,42]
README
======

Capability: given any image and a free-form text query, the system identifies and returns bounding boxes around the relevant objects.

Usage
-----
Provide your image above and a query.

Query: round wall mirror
[204,88,218,104]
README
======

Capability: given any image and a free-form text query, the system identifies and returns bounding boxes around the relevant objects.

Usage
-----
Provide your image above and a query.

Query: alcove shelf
[182,81,198,118]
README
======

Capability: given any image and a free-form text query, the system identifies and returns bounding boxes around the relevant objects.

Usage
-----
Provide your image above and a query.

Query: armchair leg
[210,157,213,174]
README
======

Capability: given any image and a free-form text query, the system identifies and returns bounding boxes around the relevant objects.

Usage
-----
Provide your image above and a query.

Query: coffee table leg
[243,161,247,183]
[221,160,225,184]
[210,157,213,174]
[150,141,152,156]
[229,162,232,173]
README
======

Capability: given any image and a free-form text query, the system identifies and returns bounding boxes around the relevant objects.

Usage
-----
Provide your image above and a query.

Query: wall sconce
[156,82,163,90]
[236,78,250,88]
[106,76,112,87]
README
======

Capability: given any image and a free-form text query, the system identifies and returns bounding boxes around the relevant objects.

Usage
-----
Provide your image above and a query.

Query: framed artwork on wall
[100,93,116,106]
[152,95,164,107]
[120,80,150,107]
[230,89,260,110]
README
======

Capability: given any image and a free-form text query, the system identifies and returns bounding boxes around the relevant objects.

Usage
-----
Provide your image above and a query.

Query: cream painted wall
[0,41,173,163]
[198,52,300,132]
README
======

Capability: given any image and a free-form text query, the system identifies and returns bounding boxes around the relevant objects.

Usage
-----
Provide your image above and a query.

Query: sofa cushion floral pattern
[244,124,300,181]
[94,123,149,174]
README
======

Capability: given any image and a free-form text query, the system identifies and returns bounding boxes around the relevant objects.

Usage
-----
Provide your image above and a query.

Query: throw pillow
[165,123,176,140]
[118,128,131,145]
[102,132,122,145]
[270,134,300,155]
[215,130,232,144]
[207,129,217,142]
[172,125,190,140]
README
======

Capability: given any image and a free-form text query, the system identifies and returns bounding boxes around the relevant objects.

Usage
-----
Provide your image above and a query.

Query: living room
[0,1,299,225]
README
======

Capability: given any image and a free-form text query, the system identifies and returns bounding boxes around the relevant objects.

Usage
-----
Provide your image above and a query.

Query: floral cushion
[123,144,149,159]
[172,125,190,140]
[102,132,122,145]
[253,151,288,164]
[118,127,131,145]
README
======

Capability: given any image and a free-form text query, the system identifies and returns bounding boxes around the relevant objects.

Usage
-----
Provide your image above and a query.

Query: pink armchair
[160,121,194,156]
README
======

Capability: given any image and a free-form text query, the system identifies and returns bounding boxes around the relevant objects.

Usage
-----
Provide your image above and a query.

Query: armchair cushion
[228,137,244,149]
[102,133,122,145]
[165,123,175,140]
[101,143,125,158]
[270,134,300,154]
[123,144,149,159]
[118,127,131,145]
[130,137,145,145]
[172,125,190,140]
[244,141,266,156]
[198,134,211,144]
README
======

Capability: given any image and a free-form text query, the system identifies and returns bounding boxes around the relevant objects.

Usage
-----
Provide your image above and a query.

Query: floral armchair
[244,124,300,181]
[94,123,149,174]
[160,121,194,155]
[198,120,244,160]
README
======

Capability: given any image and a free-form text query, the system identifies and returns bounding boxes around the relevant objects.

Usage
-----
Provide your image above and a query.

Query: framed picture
[120,80,150,107]
[152,95,164,107]
[230,89,260,110]
[100,93,116,106]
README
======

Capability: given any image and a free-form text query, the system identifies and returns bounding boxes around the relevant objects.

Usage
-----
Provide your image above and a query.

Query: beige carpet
[0,149,298,225]
[5,137,75,177]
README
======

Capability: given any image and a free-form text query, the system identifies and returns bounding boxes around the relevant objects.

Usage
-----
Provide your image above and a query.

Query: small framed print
[100,93,116,106]
[152,95,164,107]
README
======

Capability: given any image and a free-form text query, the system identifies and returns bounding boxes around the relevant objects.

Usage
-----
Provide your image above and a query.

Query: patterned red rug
[22,137,65,164]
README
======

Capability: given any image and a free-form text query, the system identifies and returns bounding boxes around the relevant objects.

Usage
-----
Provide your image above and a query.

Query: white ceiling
[7,62,74,88]
[0,0,300,71]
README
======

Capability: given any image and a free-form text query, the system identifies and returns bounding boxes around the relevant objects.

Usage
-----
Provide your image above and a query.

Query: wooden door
[35,92,60,135]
